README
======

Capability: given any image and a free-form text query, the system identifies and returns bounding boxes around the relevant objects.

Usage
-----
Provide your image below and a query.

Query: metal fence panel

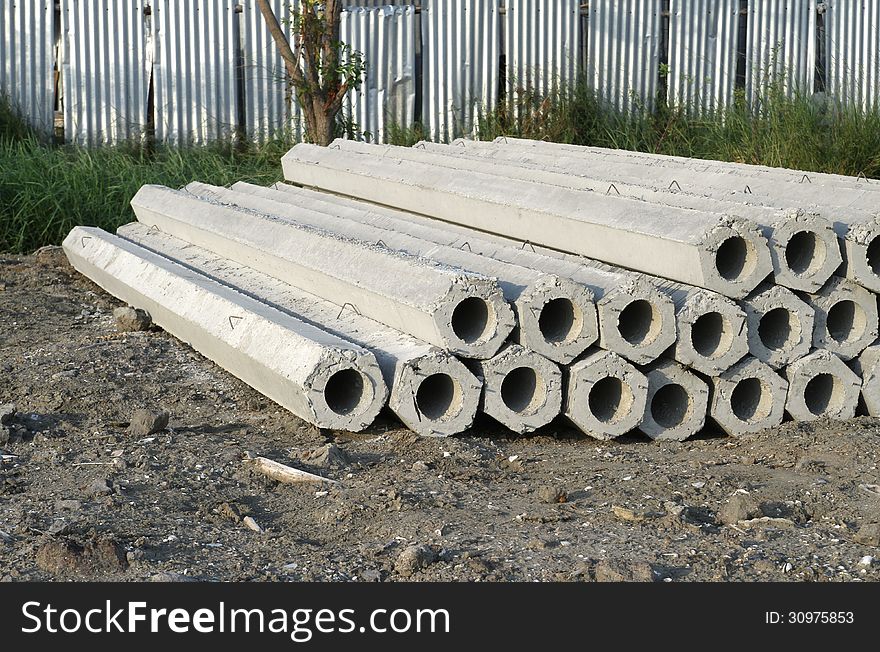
[60,0,149,144]
[422,0,499,142]
[0,0,54,134]
[341,5,416,143]
[745,0,817,100]
[152,0,238,144]
[505,0,580,103]
[668,0,740,114]
[825,0,880,111]
[240,0,301,142]
[587,0,662,113]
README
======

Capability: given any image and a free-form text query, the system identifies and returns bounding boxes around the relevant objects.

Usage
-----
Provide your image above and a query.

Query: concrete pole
[130,185,515,359]
[741,284,815,369]
[281,142,773,298]
[415,140,841,293]
[184,182,596,365]
[708,357,787,436]
[118,223,482,437]
[565,349,649,440]
[850,344,880,417]
[62,227,387,432]
[783,350,861,421]
[466,344,563,434]
[266,179,746,374]
[240,181,675,365]
[639,360,709,441]
[487,137,880,293]
[805,276,878,361]
[493,136,878,191]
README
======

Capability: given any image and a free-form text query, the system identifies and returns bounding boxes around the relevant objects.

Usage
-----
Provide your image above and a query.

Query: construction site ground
[2,248,879,582]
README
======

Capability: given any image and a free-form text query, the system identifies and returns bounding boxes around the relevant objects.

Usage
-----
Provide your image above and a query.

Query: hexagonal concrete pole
[639,360,709,441]
[709,358,788,436]
[130,185,515,359]
[282,142,773,298]
[805,276,878,361]
[118,223,482,437]
[466,345,563,434]
[254,181,675,365]
[486,137,880,293]
[741,284,815,369]
[784,350,861,421]
[265,179,751,375]
[62,227,387,432]
[851,344,880,417]
[415,139,841,293]
[185,182,596,366]
[565,349,649,440]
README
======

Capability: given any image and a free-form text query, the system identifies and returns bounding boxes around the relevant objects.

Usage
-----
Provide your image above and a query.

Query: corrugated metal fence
[1,0,54,134]
[2,1,879,145]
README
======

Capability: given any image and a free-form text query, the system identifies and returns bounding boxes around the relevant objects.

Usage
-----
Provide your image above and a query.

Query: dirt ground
[1,248,880,582]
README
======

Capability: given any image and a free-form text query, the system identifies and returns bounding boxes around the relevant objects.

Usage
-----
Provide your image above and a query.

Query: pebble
[360,569,382,582]
[243,516,263,533]
[394,545,437,577]
[114,306,152,332]
[86,478,113,497]
[127,409,170,438]
[858,555,874,567]
[719,493,762,525]
[302,443,349,468]
[0,404,15,426]
[853,523,880,547]
[537,485,568,504]
[147,572,198,583]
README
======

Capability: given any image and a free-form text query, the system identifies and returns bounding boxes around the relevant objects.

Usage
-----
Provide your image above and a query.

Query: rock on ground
[114,306,152,332]
[36,536,128,576]
[719,493,762,525]
[127,409,170,438]
[395,545,437,578]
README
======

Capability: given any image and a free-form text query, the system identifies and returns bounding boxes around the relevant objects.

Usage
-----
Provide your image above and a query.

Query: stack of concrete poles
[62,137,880,442]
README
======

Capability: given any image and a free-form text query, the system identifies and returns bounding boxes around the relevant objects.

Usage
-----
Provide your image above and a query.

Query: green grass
[3,79,880,254]
[477,78,880,179]
[0,131,289,253]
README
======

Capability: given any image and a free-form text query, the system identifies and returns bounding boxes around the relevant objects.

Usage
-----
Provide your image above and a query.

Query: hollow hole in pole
[650,383,690,428]
[588,376,634,424]
[324,369,367,416]
[415,374,463,421]
[500,367,546,415]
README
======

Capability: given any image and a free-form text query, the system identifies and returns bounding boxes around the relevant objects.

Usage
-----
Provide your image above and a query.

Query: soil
[1,248,880,582]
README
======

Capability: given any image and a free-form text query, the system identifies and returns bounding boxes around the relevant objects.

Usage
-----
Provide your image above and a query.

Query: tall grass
[0,110,289,253]
[3,78,880,253]
[478,78,880,179]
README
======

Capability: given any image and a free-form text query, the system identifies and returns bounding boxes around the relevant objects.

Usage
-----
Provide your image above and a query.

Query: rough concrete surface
[130,185,515,359]
[62,227,387,432]
[709,358,788,436]
[491,137,880,292]
[852,345,880,417]
[184,182,594,365]
[784,350,862,422]
[3,250,880,582]
[640,361,710,441]
[422,140,841,293]
[264,181,675,365]
[283,142,772,298]
[565,349,648,440]
[742,284,815,369]
[118,224,481,438]
[467,345,563,434]
[806,276,878,361]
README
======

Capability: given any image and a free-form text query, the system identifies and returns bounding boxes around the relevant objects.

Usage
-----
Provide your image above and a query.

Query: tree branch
[255,0,303,86]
